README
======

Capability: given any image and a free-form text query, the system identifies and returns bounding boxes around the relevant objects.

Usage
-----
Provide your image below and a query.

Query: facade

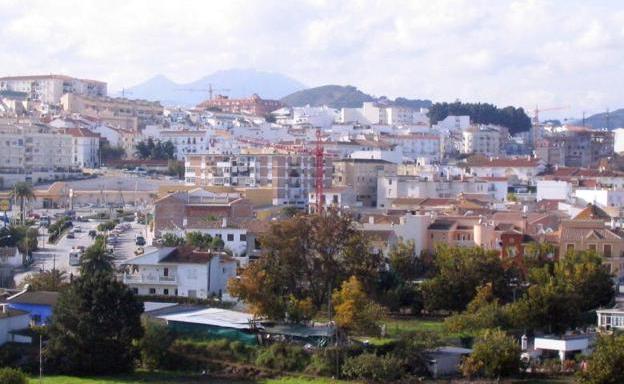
[61,93,163,131]
[0,305,30,346]
[464,157,545,183]
[462,126,502,156]
[384,132,441,161]
[0,74,107,105]
[184,153,327,206]
[123,247,237,298]
[63,128,100,168]
[0,121,75,188]
[332,158,397,207]
[197,94,282,116]
[157,130,210,160]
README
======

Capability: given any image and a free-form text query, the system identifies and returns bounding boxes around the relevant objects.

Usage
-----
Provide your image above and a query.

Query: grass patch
[264,378,353,384]
[30,371,251,384]
[382,317,455,338]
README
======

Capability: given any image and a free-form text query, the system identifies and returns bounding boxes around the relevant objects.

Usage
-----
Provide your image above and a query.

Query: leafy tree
[0,225,38,257]
[0,367,27,384]
[135,138,176,160]
[161,233,185,247]
[229,209,382,320]
[577,333,624,384]
[445,284,509,334]
[332,276,384,335]
[461,329,520,379]
[341,353,406,381]
[46,240,143,375]
[393,331,442,376]
[210,236,225,250]
[421,245,511,312]
[138,320,175,371]
[523,241,555,270]
[100,141,125,162]
[11,182,35,225]
[388,240,423,281]
[22,269,67,291]
[428,101,531,134]
[185,231,212,250]
[167,160,185,179]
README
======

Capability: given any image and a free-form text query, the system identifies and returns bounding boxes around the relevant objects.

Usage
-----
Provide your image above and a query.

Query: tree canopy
[135,138,175,160]
[578,333,624,384]
[46,238,143,375]
[228,209,383,320]
[428,101,531,134]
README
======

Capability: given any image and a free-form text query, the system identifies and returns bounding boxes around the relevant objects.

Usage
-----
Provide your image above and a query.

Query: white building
[0,305,30,346]
[575,188,624,209]
[433,115,470,132]
[123,247,237,298]
[0,121,75,188]
[462,126,502,156]
[614,128,624,154]
[341,102,426,126]
[0,74,106,105]
[465,157,545,183]
[536,180,573,201]
[158,130,210,160]
[63,128,100,168]
[384,132,441,162]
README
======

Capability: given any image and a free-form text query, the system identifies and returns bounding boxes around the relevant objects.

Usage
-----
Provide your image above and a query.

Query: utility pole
[39,333,42,384]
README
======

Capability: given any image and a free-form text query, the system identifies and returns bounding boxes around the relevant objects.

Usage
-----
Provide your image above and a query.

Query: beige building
[0,75,106,105]
[185,152,331,207]
[462,126,503,156]
[332,158,396,207]
[61,93,163,131]
[0,121,75,188]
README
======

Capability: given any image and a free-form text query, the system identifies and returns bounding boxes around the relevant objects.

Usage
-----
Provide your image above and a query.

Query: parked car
[88,230,97,238]
[73,226,82,233]
[66,231,75,239]
[135,236,146,246]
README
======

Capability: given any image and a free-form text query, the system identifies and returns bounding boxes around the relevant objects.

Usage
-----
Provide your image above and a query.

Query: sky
[1,0,623,118]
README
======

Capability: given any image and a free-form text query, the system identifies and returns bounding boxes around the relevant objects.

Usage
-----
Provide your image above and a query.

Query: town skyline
[1,0,623,117]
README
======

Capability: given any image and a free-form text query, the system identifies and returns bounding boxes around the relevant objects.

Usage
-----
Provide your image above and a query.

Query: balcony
[123,274,177,285]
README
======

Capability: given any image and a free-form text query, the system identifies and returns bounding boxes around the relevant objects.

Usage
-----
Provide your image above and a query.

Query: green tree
[210,236,225,250]
[138,320,175,371]
[578,333,624,384]
[100,141,125,162]
[428,101,531,134]
[46,240,143,375]
[185,231,212,249]
[161,233,185,247]
[79,238,115,276]
[461,329,520,379]
[332,276,384,335]
[0,367,27,384]
[167,160,185,179]
[229,209,382,320]
[421,245,511,312]
[445,284,509,334]
[375,241,424,313]
[12,182,35,225]
[22,269,67,291]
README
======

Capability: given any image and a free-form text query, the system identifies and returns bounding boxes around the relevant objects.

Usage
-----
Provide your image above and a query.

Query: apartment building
[340,101,427,126]
[383,132,441,161]
[332,158,397,207]
[61,93,163,131]
[462,126,503,156]
[0,121,74,188]
[158,130,210,160]
[0,75,106,105]
[197,94,282,116]
[62,128,100,168]
[536,128,614,168]
[123,247,237,298]
[185,152,328,206]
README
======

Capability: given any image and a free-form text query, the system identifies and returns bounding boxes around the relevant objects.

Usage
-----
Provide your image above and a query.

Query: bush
[171,338,256,364]
[341,353,405,381]
[0,367,27,384]
[97,220,119,232]
[139,320,175,370]
[255,343,310,372]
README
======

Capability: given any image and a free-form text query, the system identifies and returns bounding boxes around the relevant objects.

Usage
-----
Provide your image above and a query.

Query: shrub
[341,352,405,381]
[97,220,119,232]
[171,338,256,364]
[0,367,27,384]
[255,343,310,372]
[139,320,175,370]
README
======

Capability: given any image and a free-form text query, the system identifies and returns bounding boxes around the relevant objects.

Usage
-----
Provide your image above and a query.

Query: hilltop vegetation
[281,85,374,108]
[428,101,532,134]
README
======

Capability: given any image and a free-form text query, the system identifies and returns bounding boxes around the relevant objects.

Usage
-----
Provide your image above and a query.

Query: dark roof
[8,291,59,306]
[160,247,217,264]
[428,220,455,230]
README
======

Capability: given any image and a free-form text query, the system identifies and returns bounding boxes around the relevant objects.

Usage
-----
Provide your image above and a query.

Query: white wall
[536,180,572,201]
[0,312,30,346]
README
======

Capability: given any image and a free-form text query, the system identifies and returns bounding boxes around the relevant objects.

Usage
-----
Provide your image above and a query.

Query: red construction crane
[236,128,328,213]
[531,105,569,125]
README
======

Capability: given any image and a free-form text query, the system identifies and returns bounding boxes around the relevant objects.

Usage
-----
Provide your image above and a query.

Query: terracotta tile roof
[560,227,622,242]
[573,204,611,220]
[467,157,543,168]
[63,127,100,138]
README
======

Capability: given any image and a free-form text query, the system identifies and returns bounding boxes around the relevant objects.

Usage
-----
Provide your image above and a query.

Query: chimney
[222,217,228,228]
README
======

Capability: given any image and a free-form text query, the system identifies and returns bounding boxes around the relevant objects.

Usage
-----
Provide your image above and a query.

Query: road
[14,212,152,286]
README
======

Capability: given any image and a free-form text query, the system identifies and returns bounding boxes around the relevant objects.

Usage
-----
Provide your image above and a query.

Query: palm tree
[12,182,35,225]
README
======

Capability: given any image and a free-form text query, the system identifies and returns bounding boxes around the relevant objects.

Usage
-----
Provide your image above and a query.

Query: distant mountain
[119,69,306,106]
[281,85,433,110]
[575,109,624,130]
[281,85,374,108]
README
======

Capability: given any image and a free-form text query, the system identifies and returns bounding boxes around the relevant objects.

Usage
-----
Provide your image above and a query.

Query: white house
[0,247,24,268]
[64,128,100,168]
[575,188,624,209]
[614,128,624,154]
[123,247,237,299]
[536,180,573,201]
[465,157,545,183]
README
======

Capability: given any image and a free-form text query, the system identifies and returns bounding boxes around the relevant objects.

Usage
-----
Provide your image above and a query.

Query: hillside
[281,85,374,108]
[576,109,624,130]
[119,69,306,106]
[281,85,433,110]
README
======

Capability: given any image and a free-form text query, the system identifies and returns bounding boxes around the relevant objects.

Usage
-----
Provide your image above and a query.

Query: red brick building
[196,94,282,116]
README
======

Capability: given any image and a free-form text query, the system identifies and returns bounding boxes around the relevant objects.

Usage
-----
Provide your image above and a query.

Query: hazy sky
[1,0,623,118]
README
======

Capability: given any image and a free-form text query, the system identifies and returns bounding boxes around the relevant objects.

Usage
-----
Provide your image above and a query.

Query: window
[132,288,138,294]
[589,244,597,252]
[163,289,169,296]
[240,234,246,241]
[163,268,169,277]
[566,244,575,253]
[604,244,613,258]
[227,234,234,242]
[149,288,156,295]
